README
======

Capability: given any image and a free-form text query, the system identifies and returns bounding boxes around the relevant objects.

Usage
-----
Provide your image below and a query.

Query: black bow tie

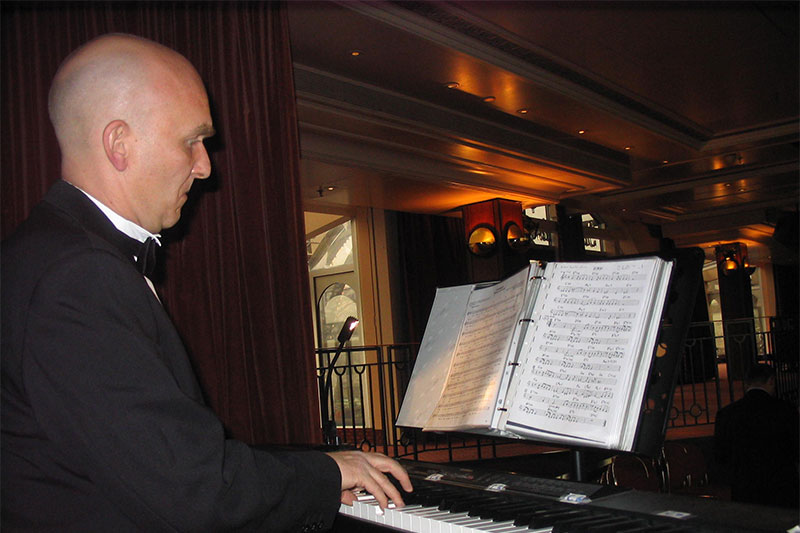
[136,237,159,277]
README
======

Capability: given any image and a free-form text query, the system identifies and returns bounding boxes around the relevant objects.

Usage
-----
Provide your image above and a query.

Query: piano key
[485,502,551,523]
[528,506,592,528]
[550,512,614,532]
[471,520,518,531]
[338,459,800,533]
[580,517,648,532]
[565,516,634,533]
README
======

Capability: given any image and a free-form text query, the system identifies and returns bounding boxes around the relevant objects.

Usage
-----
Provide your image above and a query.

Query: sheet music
[395,285,474,428]
[505,258,664,445]
[424,268,529,430]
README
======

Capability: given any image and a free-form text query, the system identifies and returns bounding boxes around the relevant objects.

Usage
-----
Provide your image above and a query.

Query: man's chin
[161,211,182,231]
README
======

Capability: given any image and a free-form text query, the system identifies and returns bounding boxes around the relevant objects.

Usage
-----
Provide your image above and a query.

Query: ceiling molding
[294,65,630,187]
[341,0,714,149]
[573,161,799,204]
[299,126,568,204]
[701,119,800,151]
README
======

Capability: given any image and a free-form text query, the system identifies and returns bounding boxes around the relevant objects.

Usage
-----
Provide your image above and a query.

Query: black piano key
[513,503,563,526]
[496,503,555,524]
[585,518,649,532]
[448,493,500,513]
[571,516,640,533]
[625,524,692,533]
[550,512,614,532]
[438,490,485,511]
[470,500,538,520]
[530,507,595,528]
[407,486,448,507]
[462,495,511,516]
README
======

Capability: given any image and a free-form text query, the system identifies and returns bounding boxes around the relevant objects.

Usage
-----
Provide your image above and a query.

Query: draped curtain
[395,211,468,344]
[1,1,321,445]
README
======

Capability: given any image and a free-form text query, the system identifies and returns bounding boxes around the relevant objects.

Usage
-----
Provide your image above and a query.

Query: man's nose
[192,143,211,179]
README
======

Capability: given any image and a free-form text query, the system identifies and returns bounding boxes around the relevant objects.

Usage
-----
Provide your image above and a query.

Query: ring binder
[396,251,703,455]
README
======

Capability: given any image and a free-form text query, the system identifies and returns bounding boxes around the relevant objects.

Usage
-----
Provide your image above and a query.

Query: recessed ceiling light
[517,108,529,114]
[624,146,632,150]
[349,50,362,57]
[578,130,586,135]
[482,96,496,103]
[445,81,460,89]
[327,186,336,191]
[662,160,669,164]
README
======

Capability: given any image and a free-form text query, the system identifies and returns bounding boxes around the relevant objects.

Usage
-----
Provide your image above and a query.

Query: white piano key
[435,511,474,533]
[390,504,423,530]
[403,506,443,531]
[474,521,530,532]
[473,520,517,531]
[445,516,496,533]
[421,509,468,533]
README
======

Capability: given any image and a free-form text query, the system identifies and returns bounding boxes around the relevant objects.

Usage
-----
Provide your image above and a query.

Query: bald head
[48,33,214,232]
[49,34,201,159]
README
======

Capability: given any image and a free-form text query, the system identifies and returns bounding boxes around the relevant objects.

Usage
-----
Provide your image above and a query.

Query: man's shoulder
[3,181,125,268]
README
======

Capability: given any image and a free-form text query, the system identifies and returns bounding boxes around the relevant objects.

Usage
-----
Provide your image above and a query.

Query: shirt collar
[73,185,161,246]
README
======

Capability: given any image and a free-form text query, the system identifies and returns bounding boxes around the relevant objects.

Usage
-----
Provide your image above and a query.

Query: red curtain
[1,2,321,445]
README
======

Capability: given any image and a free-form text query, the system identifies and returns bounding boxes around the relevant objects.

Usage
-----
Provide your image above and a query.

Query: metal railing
[316,317,798,459]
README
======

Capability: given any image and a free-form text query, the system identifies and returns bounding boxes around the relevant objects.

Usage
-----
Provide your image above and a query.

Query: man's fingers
[362,452,414,491]
[369,468,405,507]
[361,474,390,509]
[340,490,356,506]
[326,450,414,510]
[382,460,414,494]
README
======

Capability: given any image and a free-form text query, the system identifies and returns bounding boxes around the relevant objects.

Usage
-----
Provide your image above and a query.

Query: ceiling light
[662,160,669,164]
[349,50,362,57]
[445,81,460,89]
[327,186,336,191]
[517,108,529,114]
[624,146,632,151]
[482,96,496,103]
[578,130,586,135]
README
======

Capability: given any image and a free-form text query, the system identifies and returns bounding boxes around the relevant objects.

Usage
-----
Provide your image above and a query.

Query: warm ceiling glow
[350,50,361,57]
[445,81,460,89]
[578,130,586,135]
[483,96,496,103]
[517,108,529,114]
[624,146,632,150]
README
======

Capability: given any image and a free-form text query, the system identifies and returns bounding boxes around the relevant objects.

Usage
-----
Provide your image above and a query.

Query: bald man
[1,33,410,532]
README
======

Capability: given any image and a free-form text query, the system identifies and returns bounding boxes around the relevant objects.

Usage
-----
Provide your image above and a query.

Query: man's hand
[326,450,413,510]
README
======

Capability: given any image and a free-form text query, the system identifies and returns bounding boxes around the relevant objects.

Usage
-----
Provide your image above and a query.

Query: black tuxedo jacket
[714,388,799,508]
[1,180,341,531]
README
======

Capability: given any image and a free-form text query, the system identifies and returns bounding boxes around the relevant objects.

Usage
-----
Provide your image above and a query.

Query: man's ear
[102,120,129,171]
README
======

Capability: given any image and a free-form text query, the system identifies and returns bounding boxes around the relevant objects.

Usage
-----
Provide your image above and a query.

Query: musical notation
[532,356,621,373]
[507,259,657,440]
[552,296,641,307]
[426,268,529,429]
[514,405,608,428]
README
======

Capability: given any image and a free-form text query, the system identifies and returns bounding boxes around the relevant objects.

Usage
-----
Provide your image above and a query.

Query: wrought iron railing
[316,317,798,459]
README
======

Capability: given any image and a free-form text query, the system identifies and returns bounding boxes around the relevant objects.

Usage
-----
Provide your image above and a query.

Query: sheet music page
[424,268,529,430]
[395,285,474,428]
[505,258,663,446]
